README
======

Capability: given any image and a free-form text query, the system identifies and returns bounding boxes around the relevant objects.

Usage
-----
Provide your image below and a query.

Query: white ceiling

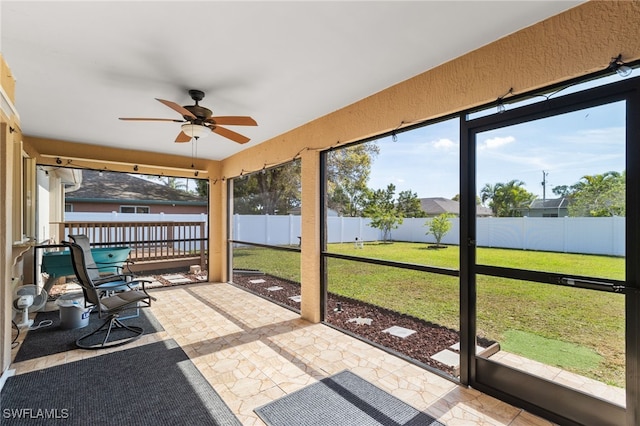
[1,1,583,161]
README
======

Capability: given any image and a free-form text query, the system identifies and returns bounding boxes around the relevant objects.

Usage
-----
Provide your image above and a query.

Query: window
[322,117,461,379]
[229,160,302,312]
[119,205,150,214]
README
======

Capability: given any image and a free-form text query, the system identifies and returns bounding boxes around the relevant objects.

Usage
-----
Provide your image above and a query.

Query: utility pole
[541,171,548,203]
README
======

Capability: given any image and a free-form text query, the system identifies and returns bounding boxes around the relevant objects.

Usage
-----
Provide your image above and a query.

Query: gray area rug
[13,308,164,362]
[2,339,241,426]
[255,370,445,426]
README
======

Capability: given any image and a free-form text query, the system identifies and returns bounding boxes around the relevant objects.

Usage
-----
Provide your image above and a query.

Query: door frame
[460,76,640,426]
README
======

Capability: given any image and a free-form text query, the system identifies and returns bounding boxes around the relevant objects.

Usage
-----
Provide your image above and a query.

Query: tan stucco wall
[207,160,226,283]
[299,149,322,323]
[1,54,18,374]
[5,1,640,328]
[26,137,217,178]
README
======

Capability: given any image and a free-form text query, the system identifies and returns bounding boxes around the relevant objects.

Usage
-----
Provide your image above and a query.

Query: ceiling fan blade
[156,98,196,119]
[208,116,257,126]
[175,131,192,143]
[119,117,184,122]
[212,126,251,144]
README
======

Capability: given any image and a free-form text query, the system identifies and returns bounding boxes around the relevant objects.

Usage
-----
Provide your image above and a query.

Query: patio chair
[63,240,154,349]
[67,234,134,295]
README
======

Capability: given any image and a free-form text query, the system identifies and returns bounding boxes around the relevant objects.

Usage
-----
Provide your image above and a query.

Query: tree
[163,177,187,191]
[233,161,301,215]
[363,184,403,243]
[480,183,496,207]
[452,194,482,205]
[133,174,204,196]
[326,142,379,216]
[396,190,426,218]
[425,213,453,247]
[552,185,571,197]
[567,171,625,217]
[480,179,536,217]
[195,179,208,198]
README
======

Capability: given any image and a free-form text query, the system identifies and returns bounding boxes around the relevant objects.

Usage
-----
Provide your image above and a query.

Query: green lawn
[232,242,625,387]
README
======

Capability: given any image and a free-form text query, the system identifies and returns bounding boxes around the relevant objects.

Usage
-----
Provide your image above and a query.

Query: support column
[0,122,12,374]
[207,172,227,283]
[300,149,321,323]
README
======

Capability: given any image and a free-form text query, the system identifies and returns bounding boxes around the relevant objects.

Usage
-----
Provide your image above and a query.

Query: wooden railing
[53,221,208,270]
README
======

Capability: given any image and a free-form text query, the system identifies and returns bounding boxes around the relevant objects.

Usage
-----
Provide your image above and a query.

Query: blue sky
[367,100,626,201]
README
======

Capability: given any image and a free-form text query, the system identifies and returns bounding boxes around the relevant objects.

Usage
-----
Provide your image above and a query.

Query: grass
[233,246,300,282]
[501,330,603,373]
[232,241,626,387]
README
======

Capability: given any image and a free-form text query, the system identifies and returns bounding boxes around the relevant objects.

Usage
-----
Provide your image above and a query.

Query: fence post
[563,216,569,253]
[289,214,294,246]
[265,215,270,245]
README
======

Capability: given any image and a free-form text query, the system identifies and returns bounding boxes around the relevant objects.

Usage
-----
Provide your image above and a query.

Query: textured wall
[0,55,17,374]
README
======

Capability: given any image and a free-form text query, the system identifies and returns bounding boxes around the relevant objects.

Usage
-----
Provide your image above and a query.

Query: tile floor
[10,282,565,425]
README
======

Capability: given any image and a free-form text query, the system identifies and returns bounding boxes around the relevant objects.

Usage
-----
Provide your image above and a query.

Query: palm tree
[480,183,496,207]
[481,180,535,217]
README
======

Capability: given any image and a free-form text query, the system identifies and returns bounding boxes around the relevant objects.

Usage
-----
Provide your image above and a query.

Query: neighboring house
[522,197,570,217]
[419,197,493,217]
[65,170,207,214]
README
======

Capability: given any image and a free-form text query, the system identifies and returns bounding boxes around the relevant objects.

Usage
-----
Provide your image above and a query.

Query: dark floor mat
[3,339,241,426]
[13,308,164,362]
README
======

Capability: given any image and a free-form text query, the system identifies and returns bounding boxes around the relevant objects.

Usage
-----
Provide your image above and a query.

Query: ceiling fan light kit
[119,89,257,144]
[181,123,210,139]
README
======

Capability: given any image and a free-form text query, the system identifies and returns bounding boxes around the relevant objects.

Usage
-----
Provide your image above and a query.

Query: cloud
[431,138,456,150]
[479,136,515,150]
[560,126,625,146]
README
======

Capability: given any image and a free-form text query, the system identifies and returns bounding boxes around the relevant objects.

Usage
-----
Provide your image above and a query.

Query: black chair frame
[63,241,154,349]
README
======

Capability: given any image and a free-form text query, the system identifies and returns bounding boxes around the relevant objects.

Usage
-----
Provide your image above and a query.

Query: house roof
[65,170,206,205]
[420,198,460,215]
[419,197,493,217]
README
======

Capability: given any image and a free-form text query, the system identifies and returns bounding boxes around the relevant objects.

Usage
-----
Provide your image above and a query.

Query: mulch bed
[232,272,494,376]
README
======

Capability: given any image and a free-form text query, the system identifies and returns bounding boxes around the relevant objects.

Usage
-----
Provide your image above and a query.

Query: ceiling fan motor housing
[183,105,213,123]
[188,89,205,102]
[184,90,212,123]
[119,88,255,144]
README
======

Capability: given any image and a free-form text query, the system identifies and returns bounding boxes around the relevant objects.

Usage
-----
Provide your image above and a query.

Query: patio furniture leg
[76,315,144,350]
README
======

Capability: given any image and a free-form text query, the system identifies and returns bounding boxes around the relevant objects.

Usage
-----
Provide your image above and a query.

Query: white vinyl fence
[66,213,625,256]
[232,214,302,246]
[232,214,625,257]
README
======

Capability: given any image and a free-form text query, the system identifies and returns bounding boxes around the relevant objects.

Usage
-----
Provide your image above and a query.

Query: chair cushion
[100,290,149,312]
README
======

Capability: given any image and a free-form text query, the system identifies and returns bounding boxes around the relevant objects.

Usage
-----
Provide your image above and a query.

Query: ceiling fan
[119,89,257,144]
